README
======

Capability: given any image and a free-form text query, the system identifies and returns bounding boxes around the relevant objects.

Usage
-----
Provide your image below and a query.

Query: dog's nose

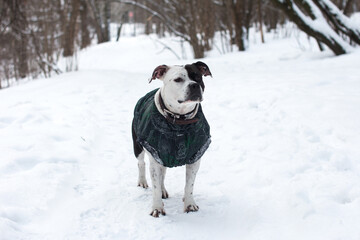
[190,83,200,90]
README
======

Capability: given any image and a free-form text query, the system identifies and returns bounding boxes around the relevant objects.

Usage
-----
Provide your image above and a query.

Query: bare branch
[111,0,191,41]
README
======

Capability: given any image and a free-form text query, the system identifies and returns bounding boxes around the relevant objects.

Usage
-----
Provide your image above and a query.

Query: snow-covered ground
[1,31,360,240]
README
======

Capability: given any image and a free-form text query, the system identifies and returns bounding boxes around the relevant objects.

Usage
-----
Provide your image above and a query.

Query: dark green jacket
[133,89,211,168]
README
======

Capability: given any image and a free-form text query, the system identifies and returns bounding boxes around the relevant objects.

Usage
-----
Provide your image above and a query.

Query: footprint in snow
[0,117,16,127]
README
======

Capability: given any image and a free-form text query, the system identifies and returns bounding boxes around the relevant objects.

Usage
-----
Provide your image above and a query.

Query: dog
[132,61,212,217]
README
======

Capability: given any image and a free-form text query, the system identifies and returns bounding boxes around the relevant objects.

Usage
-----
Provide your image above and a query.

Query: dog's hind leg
[161,168,169,199]
[132,120,148,188]
[137,151,148,188]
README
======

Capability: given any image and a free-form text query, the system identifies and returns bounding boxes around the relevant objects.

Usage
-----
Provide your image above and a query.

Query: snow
[1,30,360,240]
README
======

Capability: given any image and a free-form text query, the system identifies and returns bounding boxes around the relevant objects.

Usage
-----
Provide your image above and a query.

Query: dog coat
[133,88,211,168]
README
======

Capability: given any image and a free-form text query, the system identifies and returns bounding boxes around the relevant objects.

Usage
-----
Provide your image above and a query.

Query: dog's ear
[149,65,168,83]
[194,61,212,77]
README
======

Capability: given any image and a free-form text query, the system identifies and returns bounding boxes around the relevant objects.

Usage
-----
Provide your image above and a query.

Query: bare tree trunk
[6,0,29,79]
[63,0,80,57]
[57,0,67,50]
[245,0,254,40]
[63,0,80,72]
[343,0,355,16]
[80,0,91,49]
[231,0,245,51]
[87,0,106,43]
[258,0,265,43]
[188,1,204,58]
[104,0,111,41]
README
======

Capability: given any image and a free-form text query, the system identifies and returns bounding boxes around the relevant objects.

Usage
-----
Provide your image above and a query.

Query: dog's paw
[137,180,149,188]
[150,208,166,218]
[184,204,199,213]
[183,197,199,213]
[162,189,169,199]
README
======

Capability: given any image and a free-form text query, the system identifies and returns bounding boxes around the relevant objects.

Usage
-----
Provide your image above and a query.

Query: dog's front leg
[149,156,166,217]
[183,159,201,213]
[161,167,169,199]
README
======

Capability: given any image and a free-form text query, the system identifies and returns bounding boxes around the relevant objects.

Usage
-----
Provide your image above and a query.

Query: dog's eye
[174,78,184,83]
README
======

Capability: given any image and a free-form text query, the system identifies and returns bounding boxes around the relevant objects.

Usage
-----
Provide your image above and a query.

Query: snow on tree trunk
[312,0,360,45]
[270,0,351,56]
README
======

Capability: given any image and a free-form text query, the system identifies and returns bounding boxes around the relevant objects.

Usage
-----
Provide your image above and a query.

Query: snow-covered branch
[313,0,360,45]
[270,0,353,55]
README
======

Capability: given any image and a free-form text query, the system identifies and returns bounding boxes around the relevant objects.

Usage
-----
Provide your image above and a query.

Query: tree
[87,0,111,43]
[257,0,265,43]
[1,0,360,89]
[269,0,360,55]
[80,0,92,49]
[230,0,246,51]
[63,0,80,58]
[114,0,216,58]
[0,0,95,86]
[4,0,29,79]
[312,0,360,45]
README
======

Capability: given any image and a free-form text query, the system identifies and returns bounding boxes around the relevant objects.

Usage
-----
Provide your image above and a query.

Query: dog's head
[150,61,212,105]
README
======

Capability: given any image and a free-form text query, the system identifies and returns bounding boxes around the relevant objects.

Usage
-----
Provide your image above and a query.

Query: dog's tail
[132,119,144,158]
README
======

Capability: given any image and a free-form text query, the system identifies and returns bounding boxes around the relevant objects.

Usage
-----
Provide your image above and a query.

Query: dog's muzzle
[187,83,203,102]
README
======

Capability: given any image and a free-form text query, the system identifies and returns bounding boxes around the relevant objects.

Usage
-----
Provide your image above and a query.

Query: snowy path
[1,36,360,240]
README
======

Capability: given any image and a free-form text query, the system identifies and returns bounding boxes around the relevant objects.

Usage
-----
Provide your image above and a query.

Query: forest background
[1,0,360,88]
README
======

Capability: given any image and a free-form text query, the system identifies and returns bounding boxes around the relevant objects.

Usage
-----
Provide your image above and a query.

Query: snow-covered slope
[1,33,360,240]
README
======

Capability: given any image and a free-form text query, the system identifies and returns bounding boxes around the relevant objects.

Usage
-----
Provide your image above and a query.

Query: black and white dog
[132,62,212,217]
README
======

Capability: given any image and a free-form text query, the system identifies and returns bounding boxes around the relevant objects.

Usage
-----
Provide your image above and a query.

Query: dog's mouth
[178,92,203,104]
[178,98,202,104]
